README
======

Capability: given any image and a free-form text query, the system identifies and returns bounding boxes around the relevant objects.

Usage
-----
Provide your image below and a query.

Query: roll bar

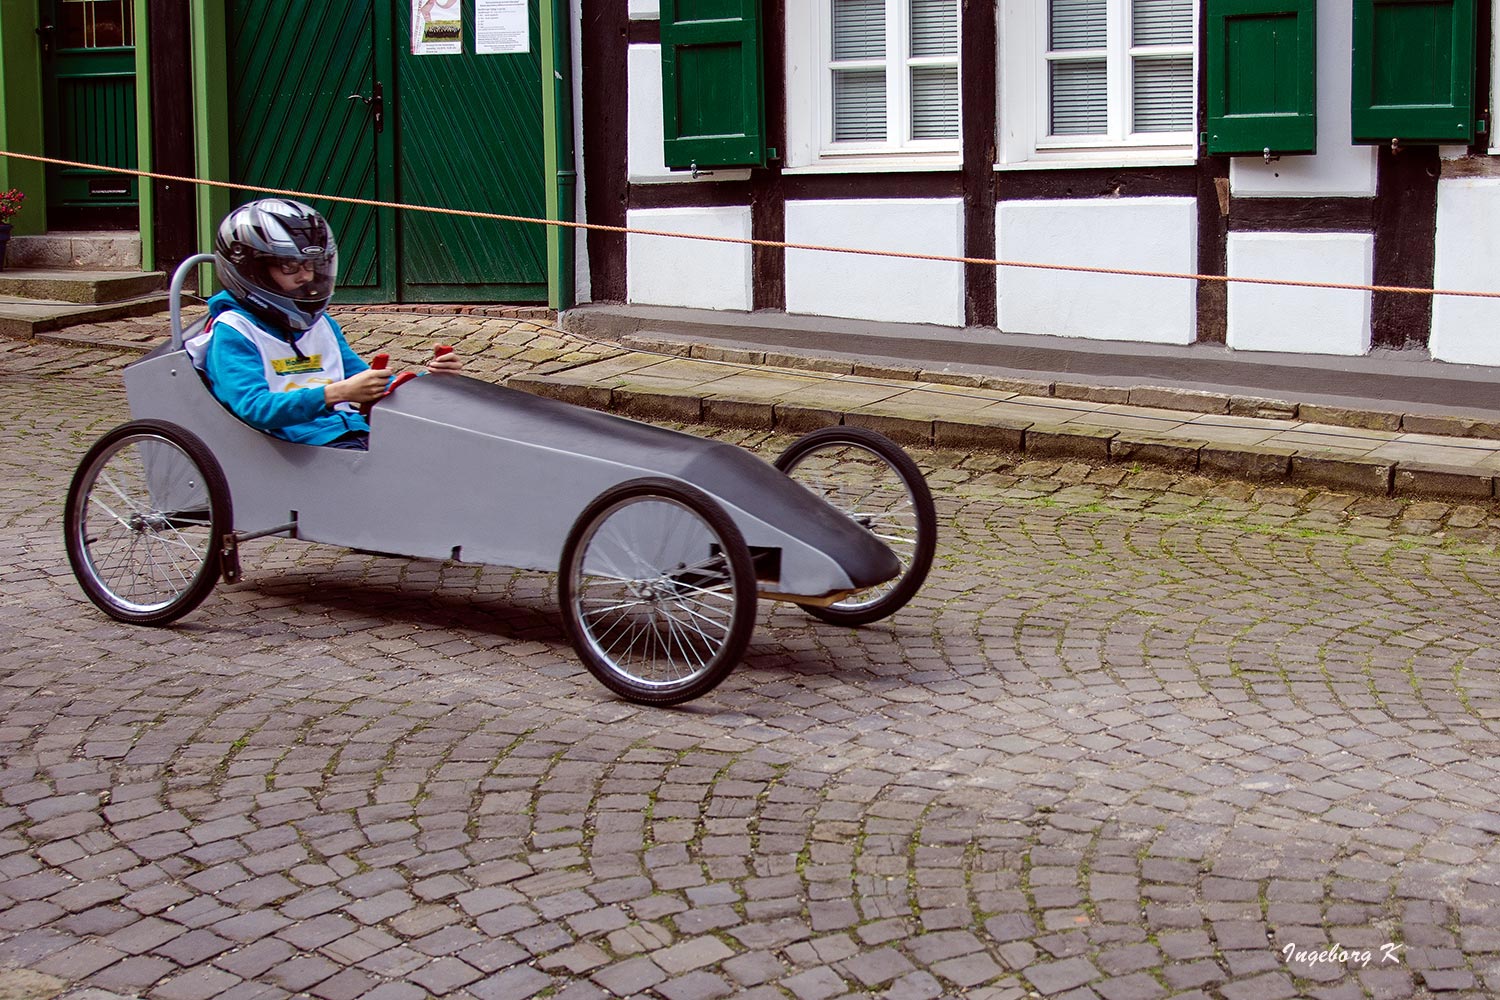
[169,254,217,352]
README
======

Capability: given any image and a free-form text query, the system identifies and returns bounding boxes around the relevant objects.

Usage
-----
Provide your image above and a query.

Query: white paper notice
[412,0,462,55]
[476,0,528,55]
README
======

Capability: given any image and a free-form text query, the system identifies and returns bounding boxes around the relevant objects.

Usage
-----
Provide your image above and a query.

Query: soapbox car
[64,256,936,705]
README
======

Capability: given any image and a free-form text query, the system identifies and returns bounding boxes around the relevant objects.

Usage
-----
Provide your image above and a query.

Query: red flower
[0,189,25,225]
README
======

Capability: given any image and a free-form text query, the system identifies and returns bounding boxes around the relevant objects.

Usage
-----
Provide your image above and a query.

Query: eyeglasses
[274,260,318,276]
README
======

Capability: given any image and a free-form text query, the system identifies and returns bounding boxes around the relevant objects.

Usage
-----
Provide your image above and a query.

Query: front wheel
[774,426,936,626]
[559,478,757,706]
[64,420,231,626]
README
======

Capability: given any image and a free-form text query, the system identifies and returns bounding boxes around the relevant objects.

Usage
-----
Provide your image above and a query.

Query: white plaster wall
[1229,0,1377,198]
[626,207,753,311]
[1226,233,1373,354]
[995,198,1197,344]
[628,0,659,18]
[784,199,966,327]
[628,45,751,185]
[1430,178,1500,366]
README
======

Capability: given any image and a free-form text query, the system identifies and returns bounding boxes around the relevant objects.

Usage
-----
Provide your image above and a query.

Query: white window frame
[998,0,1199,169]
[786,0,963,173]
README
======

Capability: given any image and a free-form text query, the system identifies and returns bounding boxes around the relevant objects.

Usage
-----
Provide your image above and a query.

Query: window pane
[911,65,959,138]
[911,0,959,58]
[834,68,888,140]
[1132,0,1193,46]
[1050,0,1105,50]
[1132,55,1193,131]
[833,0,885,61]
[1050,59,1106,134]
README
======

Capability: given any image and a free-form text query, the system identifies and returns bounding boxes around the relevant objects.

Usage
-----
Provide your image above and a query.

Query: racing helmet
[214,199,338,331]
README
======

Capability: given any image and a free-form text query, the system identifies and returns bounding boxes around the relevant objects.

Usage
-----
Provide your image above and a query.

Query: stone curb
[508,375,1500,500]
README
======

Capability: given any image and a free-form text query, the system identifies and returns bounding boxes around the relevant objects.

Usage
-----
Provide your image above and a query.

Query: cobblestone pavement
[2,314,1500,1000]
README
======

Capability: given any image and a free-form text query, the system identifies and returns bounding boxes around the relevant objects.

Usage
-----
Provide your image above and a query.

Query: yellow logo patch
[271,355,325,376]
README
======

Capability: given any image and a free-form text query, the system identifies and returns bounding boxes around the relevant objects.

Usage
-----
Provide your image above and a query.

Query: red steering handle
[360,346,450,417]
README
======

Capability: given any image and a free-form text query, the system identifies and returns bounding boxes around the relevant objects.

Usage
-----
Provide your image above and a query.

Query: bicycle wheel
[774,426,936,626]
[559,478,757,706]
[64,420,231,626]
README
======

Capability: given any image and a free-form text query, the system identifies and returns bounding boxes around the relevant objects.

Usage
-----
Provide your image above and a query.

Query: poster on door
[412,0,462,55]
[476,0,528,54]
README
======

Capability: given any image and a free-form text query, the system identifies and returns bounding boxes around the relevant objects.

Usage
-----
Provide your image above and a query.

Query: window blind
[911,0,959,57]
[1051,0,1106,49]
[1051,60,1107,133]
[833,0,885,60]
[911,66,959,138]
[1132,0,1193,45]
[1132,55,1192,130]
[834,68,888,139]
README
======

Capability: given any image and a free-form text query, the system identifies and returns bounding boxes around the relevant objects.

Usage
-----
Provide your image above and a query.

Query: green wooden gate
[226,0,546,304]
[40,0,140,217]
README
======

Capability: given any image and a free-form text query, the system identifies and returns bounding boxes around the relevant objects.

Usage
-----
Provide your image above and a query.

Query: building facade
[595,0,1500,369]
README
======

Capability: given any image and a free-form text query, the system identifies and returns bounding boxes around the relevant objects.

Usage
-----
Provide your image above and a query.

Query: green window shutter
[660,0,767,170]
[1351,0,1475,144]
[1205,0,1317,155]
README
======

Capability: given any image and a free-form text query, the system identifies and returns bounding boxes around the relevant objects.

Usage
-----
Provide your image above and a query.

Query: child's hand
[325,368,391,406]
[426,344,464,373]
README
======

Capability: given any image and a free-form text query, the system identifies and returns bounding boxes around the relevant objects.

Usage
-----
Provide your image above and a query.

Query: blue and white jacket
[195,292,372,446]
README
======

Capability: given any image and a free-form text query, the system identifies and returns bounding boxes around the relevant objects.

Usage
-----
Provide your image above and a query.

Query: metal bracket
[1262,147,1280,164]
[220,533,242,584]
[220,520,299,585]
[689,160,715,180]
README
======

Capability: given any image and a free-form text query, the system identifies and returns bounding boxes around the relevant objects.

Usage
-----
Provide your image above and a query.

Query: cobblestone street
[2,316,1499,1000]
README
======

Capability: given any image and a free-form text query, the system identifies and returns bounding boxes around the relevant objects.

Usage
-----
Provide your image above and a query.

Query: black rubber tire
[559,477,757,706]
[64,419,231,626]
[774,426,936,626]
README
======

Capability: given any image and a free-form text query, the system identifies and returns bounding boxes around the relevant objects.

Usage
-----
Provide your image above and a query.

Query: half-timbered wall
[578,0,1500,370]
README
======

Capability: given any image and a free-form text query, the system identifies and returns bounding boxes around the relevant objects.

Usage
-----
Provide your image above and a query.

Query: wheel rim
[569,495,741,691]
[781,441,920,610]
[72,433,216,615]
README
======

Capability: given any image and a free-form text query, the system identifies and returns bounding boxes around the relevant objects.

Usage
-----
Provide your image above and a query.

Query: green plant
[0,189,23,225]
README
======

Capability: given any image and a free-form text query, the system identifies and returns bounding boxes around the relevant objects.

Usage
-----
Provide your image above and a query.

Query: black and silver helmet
[214,199,338,331]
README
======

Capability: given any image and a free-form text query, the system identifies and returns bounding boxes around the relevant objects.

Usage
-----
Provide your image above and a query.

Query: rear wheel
[560,478,756,706]
[64,420,230,625]
[774,426,936,626]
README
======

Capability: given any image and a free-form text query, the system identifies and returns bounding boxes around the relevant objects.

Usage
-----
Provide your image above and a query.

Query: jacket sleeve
[204,323,333,432]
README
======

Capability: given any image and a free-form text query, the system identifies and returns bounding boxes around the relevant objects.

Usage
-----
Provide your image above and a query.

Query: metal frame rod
[169,253,216,351]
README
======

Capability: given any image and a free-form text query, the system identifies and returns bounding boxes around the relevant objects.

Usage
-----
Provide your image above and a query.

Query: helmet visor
[252,251,338,307]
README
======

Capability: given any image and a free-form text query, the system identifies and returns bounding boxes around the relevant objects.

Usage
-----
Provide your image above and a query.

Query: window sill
[996,150,1198,171]
[782,157,963,175]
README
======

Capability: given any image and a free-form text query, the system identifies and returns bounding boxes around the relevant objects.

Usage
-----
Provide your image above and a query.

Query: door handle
[36,21,55,56]
[346,81,385,134]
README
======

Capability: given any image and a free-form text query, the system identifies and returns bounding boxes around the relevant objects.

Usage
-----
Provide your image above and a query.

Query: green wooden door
[393,0,547,301]
[226,0,546,304]
[40,0,140,216]
[227,1,396,301]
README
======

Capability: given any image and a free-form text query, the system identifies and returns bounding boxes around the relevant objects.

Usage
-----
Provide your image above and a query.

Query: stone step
[0,292,172,341]
[6,231,142,270]
[0,268,166,305]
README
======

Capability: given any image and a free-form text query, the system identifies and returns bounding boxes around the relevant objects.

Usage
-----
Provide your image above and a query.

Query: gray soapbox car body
[64,257,935,704]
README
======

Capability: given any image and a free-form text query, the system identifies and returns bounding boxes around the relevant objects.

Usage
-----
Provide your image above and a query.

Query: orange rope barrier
[6,148,1498,299]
